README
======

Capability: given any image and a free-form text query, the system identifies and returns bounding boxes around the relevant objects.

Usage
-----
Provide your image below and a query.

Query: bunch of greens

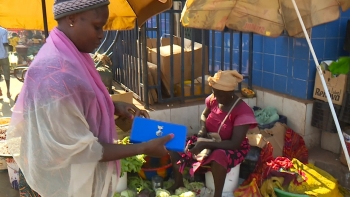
[117,137,146,176]
[127,176,153,192]
[328,57,350,75]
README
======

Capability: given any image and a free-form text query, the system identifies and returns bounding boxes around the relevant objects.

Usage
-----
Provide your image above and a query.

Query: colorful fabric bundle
[242,143,274,187]
[283,128,308,164]
[266,157,293,171]
[288,158,343,197]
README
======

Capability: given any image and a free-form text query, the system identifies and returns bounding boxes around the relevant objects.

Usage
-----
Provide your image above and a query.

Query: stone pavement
[0,76,23,197]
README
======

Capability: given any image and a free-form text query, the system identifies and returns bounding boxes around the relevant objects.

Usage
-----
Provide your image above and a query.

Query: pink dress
[178,95,257,175]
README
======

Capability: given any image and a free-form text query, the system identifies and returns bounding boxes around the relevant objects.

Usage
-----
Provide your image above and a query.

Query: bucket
[138,155,173,181]
[116,173,127,192]
[6,158,19,190]
[205,164,241,193]
[274,188,309,197]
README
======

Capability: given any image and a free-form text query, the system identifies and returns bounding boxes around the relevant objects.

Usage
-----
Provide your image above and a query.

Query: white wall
[149,91,320,148]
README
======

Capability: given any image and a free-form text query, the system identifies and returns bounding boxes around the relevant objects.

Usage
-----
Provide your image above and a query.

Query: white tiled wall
[149,98,257,136]
[149,92,320,148]
[255,89,319,148]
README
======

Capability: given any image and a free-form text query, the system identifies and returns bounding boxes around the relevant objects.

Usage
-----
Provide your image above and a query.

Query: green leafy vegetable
[328,57,350,75]
[163,179,175,190]
[175,187,189,195]
[155,189,171,197]
[179,191,196,197]
[117,137,146,176]
[121,189,137,197]
[186,182,204,192]
[128,176,153,192]
[114,193,122,197]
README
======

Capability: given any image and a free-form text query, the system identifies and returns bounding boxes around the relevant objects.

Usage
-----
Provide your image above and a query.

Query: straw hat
[208,70,243,91]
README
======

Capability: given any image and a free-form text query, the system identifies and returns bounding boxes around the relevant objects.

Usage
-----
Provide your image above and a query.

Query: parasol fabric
[180,0,350,37]
[0,0,172,31]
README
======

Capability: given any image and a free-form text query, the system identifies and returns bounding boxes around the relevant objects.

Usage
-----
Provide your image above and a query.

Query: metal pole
[41,0,49,38]
[291,0,350,171]
[141,25,149,109]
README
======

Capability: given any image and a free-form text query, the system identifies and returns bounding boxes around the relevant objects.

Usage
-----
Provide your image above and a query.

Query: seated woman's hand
[113,101,150,119]
[189,141,205,155]
[197,127,207,138]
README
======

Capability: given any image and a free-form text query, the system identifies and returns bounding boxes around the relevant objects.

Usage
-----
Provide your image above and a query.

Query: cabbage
[179,191,196,197]
[121,189,136,197]
[175,187,189,195]
[170,195,179,197]
[187,182,204,191]
[114,193,122,197]
[155,189,170,197]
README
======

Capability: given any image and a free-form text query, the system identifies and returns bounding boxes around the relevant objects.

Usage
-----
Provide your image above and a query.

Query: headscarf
[54,0,110,19]
[7,27,118,197]
[208,70,243,91]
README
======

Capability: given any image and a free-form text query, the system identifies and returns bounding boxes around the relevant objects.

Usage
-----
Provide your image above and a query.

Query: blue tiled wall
[147,9,350,100]
[252,9,350,99]
[146,13,170,38]
[208,31,250,78]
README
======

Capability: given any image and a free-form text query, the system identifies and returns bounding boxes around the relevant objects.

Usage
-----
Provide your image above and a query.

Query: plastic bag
[234,178,262,197]
[245,146,262,162]
[8,52,18,64]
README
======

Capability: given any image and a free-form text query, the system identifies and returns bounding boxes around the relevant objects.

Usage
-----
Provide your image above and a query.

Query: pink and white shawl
[7,27,119,197]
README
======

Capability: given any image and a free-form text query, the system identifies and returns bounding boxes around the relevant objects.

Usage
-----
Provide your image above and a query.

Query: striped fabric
[53,0,109,19]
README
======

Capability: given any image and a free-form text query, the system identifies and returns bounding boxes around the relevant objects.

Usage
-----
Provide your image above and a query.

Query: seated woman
[169,70,257,197]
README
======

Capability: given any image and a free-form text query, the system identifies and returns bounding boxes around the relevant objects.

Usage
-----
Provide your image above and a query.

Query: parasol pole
[41,0,49,38]
[291,0,350,171]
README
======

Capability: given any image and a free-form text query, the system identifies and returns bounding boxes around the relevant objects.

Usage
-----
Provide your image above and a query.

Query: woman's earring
[70,24,73,27]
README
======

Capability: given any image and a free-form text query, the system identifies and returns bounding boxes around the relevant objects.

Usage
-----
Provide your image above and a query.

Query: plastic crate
[311,100,341,133]
[339,92,350,124]
[253,106,288,130]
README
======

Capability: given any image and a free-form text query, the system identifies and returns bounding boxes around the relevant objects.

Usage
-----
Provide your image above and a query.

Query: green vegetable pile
[155,188,196,197]
[118,137,146,176]
[114,176,205,197]
[112,140,205,197]
[128,176,153,192]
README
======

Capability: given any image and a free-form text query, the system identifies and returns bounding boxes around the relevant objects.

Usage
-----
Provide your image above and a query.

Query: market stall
[0,117,19,191]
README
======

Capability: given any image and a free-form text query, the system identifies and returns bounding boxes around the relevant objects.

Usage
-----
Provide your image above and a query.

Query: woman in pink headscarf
[6,1,173,197]
[169,70,257,197]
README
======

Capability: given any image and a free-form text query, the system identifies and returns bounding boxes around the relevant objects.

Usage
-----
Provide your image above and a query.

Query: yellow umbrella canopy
[0,0,172,31]
[180,0,350,37]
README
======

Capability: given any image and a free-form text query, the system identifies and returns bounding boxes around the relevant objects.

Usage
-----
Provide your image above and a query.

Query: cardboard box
[245,122,287,158]
[261,123,286,159]
[111,91,134,132]
[250,122,287,158]
[146,37,209,96]
[246,133,267,149]
[313,70,347,105]
[174,80,211,97]
[111,91,133,104]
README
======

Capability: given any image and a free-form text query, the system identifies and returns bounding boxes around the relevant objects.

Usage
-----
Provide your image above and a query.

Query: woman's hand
[100,134,173,162]
[197,127,207,138]
[189,141,206,155]
[142,134,174,158]
[113,101,150,119]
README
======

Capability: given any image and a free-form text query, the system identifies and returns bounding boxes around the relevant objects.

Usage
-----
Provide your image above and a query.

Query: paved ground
[0,76,23,197]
